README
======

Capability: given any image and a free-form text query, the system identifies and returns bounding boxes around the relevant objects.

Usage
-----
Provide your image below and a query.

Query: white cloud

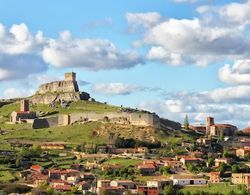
[143,17,249,66]
[138,84,250,128]
[91,83,144,95]
[125,1,250,67]
[42,31,143,70]
[0,23,45,55]
[3,87,34,99]
[219,60,250,85]
[219,1,250,25]
[0,23,144,81]
[126,12,161,28]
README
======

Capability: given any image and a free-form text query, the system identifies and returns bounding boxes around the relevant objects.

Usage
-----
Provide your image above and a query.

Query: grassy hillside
[0,100,119,123]
[0,100,195,150]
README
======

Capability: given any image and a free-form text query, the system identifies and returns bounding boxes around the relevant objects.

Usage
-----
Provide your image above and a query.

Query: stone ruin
[29,72,90,104]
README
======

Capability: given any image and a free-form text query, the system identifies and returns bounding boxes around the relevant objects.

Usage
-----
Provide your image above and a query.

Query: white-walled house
[172,175,207,186]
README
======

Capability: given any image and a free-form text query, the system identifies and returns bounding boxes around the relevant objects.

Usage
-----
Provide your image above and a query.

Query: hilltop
[0,100,184,149]
[0,72,183,150]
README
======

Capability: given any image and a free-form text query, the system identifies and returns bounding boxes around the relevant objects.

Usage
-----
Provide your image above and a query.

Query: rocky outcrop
[30,91,90,104]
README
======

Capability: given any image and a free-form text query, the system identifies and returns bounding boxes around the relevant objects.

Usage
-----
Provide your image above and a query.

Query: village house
[34,174,49,187]
[147,180,170,191]
[30,164,44,173]
[236,148,250,159]
[180,157,203,167]
[50,179,68,188]
[137,186,159,195]
[53,184,72,192]
[232,173,250,186]
[97,180,111,188]
[209,172,220,183]
[164,160,183,172]
[215,158,232,167]
[98,186,125,195]
[197,137,212,146]
[75,181,90,191]
[172,175,208,186]
[81,172,95,181]
[49,169,80,180]
[137,161,158,176]
[101,164,122,172]
[110,180,136,189]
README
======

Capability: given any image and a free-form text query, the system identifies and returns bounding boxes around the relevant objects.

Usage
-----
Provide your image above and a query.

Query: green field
[103,158,142,167]
[181,183,244,194]
[0,171,15,182]
[0,122,107,146]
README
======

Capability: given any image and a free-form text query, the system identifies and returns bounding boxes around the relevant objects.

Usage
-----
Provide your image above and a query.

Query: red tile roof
[30,165,43,170]
[53,184,72,191]
[138,164,156,169]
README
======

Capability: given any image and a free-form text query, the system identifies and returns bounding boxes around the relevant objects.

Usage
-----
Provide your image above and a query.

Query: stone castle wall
[58,112,160,128]
[36,81,79,95]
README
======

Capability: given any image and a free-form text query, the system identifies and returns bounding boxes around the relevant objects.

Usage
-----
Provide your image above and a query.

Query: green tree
[183,115,189,130]
[219,163,227,174]
[163,185,176,195]
[231,164,240,173]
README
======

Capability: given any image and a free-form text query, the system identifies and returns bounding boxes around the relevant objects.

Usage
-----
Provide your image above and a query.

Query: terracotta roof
[51,179,68,184]
[181,157,200,161]
[53,184,72,191]
[211,124,236,128]
[49,169,79,174]
[31,164,43,170]
[138,164,156,169]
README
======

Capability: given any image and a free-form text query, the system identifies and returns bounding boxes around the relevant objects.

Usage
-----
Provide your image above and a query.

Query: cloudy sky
[1,0,250,128]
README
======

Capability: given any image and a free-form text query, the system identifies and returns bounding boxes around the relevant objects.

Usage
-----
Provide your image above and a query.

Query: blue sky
[1,0,250,128]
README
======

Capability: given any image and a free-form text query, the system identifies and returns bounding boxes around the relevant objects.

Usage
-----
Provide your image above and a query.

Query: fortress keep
[30,72,90,104]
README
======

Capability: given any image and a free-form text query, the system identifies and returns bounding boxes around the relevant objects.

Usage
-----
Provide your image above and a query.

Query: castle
[30,72,90,104]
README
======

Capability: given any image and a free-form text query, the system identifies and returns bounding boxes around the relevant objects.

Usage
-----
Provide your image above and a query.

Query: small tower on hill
[20,99,29,112]
[64,72,76,82]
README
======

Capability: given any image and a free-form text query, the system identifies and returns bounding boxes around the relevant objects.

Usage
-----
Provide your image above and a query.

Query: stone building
[236,148,250,159]
[206,116,237,137]
[10,99,36,123]
[190,116,237,137]
[232,173,250,186]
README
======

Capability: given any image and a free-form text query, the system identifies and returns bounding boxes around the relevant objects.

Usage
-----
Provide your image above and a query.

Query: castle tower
[20,99,29,112]
[206,116,214,136]
[64,72,76,82]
